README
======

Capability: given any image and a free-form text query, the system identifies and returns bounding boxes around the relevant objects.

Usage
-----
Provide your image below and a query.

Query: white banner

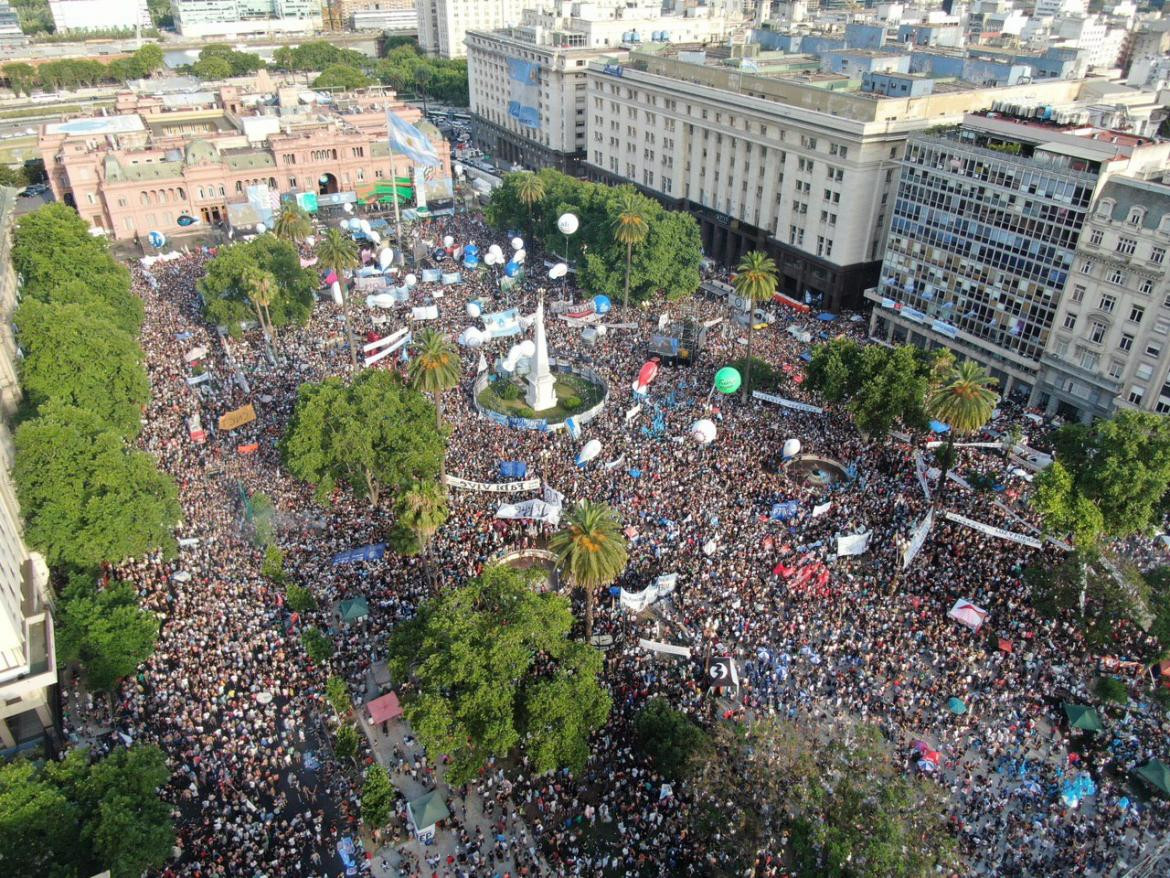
[836,530,871,557]
[925,441,1004,450]
[943,511,1042,549]
[624,404,642,423]
[638,638,692,659]
[184,345,208,362]
[443,475,540,493]
[812,501,832,518]
[363,326,408,353]
[363,329,411,367]
[913,450,931,500]
[186,372,212,386]
[411,305,439,321]
[901,509,934,570]
[602,454,626,471]
[752,391,824,414]
[542,484,565,510]
[496,499,560,526]
[620,574,678,612]
[947,471,973,492]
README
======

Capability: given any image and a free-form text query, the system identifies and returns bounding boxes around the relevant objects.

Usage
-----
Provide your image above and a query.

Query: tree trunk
[741,315,754,404]
[935,434,955,505]
[364,467,380,508]
[435,391,446,480]
[341,294,358,371]
[623,241,632,310]
[264,303,278,343]
[584,585,595,640]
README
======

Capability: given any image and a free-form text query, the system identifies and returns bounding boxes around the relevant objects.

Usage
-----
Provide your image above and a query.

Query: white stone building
[417,0,527,59]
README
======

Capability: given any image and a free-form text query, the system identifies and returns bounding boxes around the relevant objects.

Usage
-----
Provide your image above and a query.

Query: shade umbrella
[947,697,967,715]
[1135,758,1170,796]
[1062,702,1104,732]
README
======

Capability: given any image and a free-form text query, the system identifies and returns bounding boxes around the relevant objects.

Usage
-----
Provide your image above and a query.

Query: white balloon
[511,237,524,250]
[360,219,372,234]
[517,339,536,358]
[458,327,485,347]
[466,301,482,318]
[782,438,802,459]
[378,248,393,269]
[549,262,568,280]
[595,324,608,337]
[339,219,350,230]
[255,223,266,233]
[557,212,579,235]
[366,293,396,308]
[405,273,417,287]
[330,280,343,306]
[488,243,503,258]
[690,419,717,445]
[576,438,601,464]
[343,203,354,213]
[443,235,454,247]
[369,230,382,244]
[305,235,316,247]
[513,250,526,265]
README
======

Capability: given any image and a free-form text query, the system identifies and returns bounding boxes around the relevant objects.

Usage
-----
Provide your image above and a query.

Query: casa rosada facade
[38,85,452,240]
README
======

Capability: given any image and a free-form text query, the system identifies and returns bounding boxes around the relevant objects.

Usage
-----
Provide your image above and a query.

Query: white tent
[947,599,988,631]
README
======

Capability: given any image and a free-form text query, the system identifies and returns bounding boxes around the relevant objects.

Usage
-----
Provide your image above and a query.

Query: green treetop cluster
[1,44,164,95]
[486,170,702,305]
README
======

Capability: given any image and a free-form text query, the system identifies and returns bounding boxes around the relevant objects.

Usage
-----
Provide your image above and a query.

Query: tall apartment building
[0,2,26,46]
[1036,177,1170,421]
[49,0,150,31]
[867,114,1170,400]
[466,2,739,174]
[341,0,415,31]
[171,0,323,38]
[417,0,526,59]
[584,48,1090,311]
[0,190,56,755]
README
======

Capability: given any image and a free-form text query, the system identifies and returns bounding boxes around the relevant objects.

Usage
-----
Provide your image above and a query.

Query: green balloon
[714,366,742,394]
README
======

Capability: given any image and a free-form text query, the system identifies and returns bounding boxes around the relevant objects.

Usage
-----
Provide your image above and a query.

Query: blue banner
[507,58,541,129]
[331,543,386,565]
[499,461,528,479]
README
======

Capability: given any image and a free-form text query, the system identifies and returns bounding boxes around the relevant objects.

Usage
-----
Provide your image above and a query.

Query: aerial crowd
[57,208,1170,878]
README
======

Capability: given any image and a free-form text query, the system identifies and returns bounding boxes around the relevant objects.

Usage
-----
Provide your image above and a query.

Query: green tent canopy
[338,597,369,623]
[1135,758,1170,796]
[407,788,451,831]
[1062,702,1104,732]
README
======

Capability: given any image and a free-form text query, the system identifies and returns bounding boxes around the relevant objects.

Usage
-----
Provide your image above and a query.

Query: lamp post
[556,212,578,302]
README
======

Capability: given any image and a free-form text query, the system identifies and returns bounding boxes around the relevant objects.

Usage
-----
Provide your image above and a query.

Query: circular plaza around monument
[786,454,851,487]
[474,361,608,430]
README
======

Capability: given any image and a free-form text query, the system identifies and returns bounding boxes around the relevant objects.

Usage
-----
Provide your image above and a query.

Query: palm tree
[274,202,312,246]
[317,228,360,370]
[242,266,278,341]
[732,251,779,402]
[515,172,545,234]
[407,329,461,431]
[549,500,628,639]
[396,481,449,555]
[925,359,999,501]
[612,190,649,310]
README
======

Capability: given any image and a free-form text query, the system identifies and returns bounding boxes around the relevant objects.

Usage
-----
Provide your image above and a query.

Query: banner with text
[943,511,1042,549]
[443,474,540,493]
[752,391,824,414]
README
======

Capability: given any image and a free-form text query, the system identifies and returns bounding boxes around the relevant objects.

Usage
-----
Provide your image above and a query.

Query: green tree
[1025,550,1150,650]
[131,43,164,76]
[302,626,335,664]
[634,698,710,780]
[515,171,545,235]
[273,201,312,245]
[361,764,394,830]
[242,265,279,341]
[0,164,27,188]
[285,584,316,614]
[805,336,866,403]
[197,236,317,334]
[407,328,460,435]
[0,758,80,876]
[335,723,360,761]
[191,54,232,80]
[281,370,445,507]
[2,61,38,95]
[192,44,264,77]
[147,0,173,28]
[549,500,628,638]
[14,404,180,567]
[727,356,784,395]
[317,227,360,369]
[262,544,285,581]
[612,188,649,310]
[849,344,930,438]
[925,359,998,500]
[326,676,351,715]
[394,480,449,556]
[250,490,277,545]
[55,575,159,692]
[733,251,779,403]
[314,63,372,90]
[387,565,611,785]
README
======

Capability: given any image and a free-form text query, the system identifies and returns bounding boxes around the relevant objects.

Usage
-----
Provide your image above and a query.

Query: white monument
[525,295,558,412]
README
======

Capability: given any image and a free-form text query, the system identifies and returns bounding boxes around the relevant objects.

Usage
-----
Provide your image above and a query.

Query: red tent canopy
[367,692,403,724]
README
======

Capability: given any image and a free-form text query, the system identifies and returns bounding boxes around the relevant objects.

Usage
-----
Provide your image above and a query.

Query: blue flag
[386,110,441,167]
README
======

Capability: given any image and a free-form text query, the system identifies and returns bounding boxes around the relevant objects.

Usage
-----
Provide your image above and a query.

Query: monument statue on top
[525,293,558,412]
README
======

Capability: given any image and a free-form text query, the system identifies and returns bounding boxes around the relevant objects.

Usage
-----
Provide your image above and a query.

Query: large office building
[583,46,1109,311]
[39,84,451,240]
[1036,177,1170,422]
[867,114,1170,401]
[171,0,323,38]
[417,0,527,59]
[0,191,56,756]
[49,0,150,31]
[0,2,27,46]
[342,0,415,31]
[467,0,741,174]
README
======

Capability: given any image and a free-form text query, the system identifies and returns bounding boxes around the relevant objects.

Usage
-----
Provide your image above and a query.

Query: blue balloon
[593,294,612,315]
[464,244,480,256]
[504,261,519,277]
[464,255,479,269]
[432,247,447,261]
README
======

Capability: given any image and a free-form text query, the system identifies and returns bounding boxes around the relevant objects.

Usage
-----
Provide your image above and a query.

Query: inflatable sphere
[576,438,602,465]
[330,281,343,306]
[305,235,316,247]
[690,419,717,445]
[557,212,579,235]
[511,237,524,250]
[466,302,482,318]
[343,203,354,213]
[517,339,536,358]
[782,438,801,459]
[549,262,568,279]
[513,249,526,264]
[404,273,417,287]
[504,261,520,278]
[443,235,455,248]
[637,361,659,388]
[432,247,447,261]
[593,294,612,315]
[255,223,266,234]
[595,324,608,337]
[488,243,503,258]
[378,248,393,269]
[714,367,742,394]
[339,219,350,230]
[464,243,480,256]
[464,255,480,269]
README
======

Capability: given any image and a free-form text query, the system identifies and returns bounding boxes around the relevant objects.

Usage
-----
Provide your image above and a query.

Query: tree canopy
[1033,410,1170,544]
[189,44,265,80]
[14,404,180,567]
[549,499,628,637]
[197,235,317,334]
[313,64,373,91]
[2,45,164,94]
[0,744,174,878]
[487,169,701,304]
[15,300,150,436]
[55,571,159,692]
[387,565,612,785]
[281,370,446,507]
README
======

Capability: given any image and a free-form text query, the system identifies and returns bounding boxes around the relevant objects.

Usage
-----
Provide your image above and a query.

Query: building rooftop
[44,114,146,136]
[1095,177,1170,229]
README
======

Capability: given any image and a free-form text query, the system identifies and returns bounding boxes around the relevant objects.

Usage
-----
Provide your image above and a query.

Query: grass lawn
[478,371,604,422]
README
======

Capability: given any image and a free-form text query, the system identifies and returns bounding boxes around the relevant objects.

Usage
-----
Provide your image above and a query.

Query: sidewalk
[355,672,553,878]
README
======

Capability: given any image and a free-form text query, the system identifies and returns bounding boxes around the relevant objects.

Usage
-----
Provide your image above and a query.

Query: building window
[1156,319,1170,335]
[1071,284,1085,303]
[1140,278,1155,295]
[1098,294,1116,313]
[289,177,297,189]
[1109,269,1127,287]
[1147,343,1162,359]
[829,143,847,158]
[1120,333,1134,351]
[1129,385,1145,405]
[1128,207,1145,226]
[1137,363,1154,381]
[1080,258,1095,275]
[1063,312,1078,330]
[1130,304,1146,323]
[1080,349,1099,371]
[1152,247,1166,265]
[1089,321,1107,343]
[1089,228,1103,246]
[1117,237,1137,255]
[1108,360,1124,379]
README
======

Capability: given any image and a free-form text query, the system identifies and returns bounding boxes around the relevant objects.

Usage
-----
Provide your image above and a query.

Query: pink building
[39,85,452,239]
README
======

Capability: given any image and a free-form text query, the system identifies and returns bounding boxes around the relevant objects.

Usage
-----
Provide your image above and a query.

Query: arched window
[1128,207,1146,226]
[235,181,243,193]
[177,187,185,200]
[1095,198,1114,219]
[140,191,148,205]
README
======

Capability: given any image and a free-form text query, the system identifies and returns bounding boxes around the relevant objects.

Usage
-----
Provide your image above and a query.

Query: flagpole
[389,137,404,267]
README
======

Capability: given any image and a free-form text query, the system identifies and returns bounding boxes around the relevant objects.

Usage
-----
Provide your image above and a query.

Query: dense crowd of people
[63,207,1170,877]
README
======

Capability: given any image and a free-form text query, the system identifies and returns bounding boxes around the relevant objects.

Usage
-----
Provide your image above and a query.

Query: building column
[0,718,14,749]
[1001,375,1015,400]
[34,701,53,731]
